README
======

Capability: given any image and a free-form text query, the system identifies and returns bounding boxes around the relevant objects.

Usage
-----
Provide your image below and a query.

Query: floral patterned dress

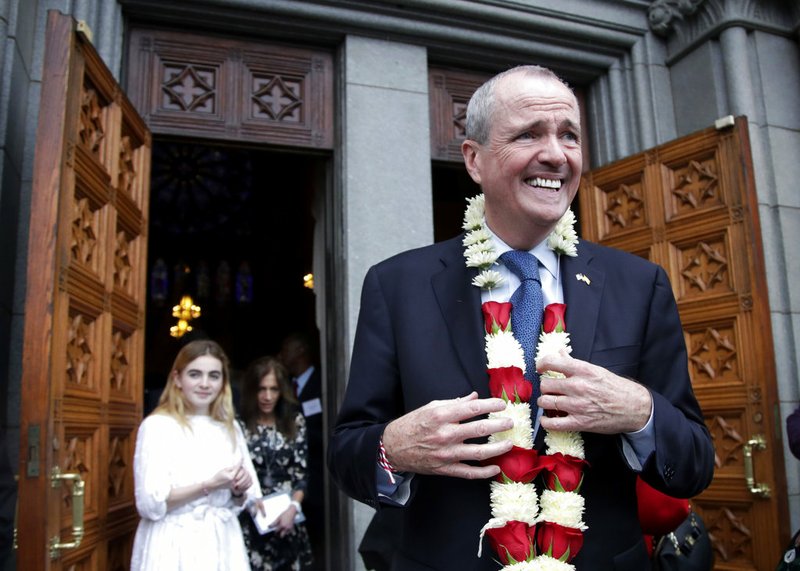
[239,413,314,571]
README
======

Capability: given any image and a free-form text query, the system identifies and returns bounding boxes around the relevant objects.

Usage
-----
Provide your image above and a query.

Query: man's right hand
[381,391,513,479]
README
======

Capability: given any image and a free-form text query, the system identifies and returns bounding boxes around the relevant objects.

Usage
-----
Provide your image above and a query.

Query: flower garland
[462,194,588,570]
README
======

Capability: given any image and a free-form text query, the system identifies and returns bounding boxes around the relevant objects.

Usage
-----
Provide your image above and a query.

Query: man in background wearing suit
[329,65,714,570]
[280,331,324,570]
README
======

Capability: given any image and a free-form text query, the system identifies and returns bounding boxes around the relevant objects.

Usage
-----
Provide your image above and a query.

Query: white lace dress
[130,413,260,571]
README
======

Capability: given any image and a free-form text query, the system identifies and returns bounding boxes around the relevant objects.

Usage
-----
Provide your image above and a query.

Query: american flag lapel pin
[575,273,591,285]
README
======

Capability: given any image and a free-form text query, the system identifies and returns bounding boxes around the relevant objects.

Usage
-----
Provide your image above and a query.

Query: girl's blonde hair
[152,339,237,445]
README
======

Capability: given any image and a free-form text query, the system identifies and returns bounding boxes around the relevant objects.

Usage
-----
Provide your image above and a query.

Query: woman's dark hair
[240,355,299,439]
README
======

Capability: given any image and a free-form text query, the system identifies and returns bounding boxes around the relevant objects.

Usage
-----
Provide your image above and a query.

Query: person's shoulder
[139,412,181,435]
[579,239,662,274]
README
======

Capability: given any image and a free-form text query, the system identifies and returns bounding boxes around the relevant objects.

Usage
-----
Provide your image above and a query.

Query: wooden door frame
[579,116,789,568]
[18,10,151,568]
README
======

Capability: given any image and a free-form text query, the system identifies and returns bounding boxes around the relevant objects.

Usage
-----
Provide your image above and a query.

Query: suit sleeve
[328,266,405,509]
[638,266,715,497]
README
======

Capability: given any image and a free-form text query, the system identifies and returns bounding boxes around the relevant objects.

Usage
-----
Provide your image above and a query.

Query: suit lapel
[432,240,488,396]
[561,244,604,361]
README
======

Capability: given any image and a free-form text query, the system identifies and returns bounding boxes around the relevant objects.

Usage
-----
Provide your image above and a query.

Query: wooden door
[580,117,788,569]
[16,11,151,569]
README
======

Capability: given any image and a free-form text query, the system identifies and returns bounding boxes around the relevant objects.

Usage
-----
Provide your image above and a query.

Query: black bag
[653,511,714,571]
[776,528,800,570]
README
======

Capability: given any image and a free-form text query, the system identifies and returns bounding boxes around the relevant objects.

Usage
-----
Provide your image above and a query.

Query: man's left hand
[536,352,652,434]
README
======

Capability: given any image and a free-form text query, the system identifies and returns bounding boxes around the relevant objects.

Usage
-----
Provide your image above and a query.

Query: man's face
[462,74,582,249]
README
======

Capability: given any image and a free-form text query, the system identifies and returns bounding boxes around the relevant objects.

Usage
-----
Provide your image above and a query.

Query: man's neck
[484,217,552,251]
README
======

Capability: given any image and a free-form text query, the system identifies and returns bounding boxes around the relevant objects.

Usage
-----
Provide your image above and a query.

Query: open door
[16,11,151,569]
[580,116,788,570]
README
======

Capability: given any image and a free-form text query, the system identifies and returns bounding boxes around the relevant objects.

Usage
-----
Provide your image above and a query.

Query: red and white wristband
[378,436,398,484]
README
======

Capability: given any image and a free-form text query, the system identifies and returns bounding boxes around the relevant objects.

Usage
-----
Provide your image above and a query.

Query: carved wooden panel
[580,119,787,570]
[18,12,150,569]
[695,503,755,566]
[428,68,489,162]
[126,28,334,149]
[665,155,724,219]
[107,429,133,504]
[65,312,99,391]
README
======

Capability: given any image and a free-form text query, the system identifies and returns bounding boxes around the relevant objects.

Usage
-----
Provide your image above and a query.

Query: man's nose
[537,135,567,166]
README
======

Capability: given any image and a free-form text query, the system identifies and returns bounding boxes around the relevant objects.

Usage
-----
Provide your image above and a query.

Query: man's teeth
[527,177,562,189]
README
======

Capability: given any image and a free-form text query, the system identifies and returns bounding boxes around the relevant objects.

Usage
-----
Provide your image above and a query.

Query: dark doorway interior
[432,162,481,243]
[144,138,324,404]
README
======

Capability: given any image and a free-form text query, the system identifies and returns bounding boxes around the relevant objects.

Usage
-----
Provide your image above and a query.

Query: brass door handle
[49,467,85,559]
[743,434,771,498]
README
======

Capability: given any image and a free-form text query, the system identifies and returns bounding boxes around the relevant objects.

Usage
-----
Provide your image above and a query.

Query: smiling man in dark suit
[329,65,714,570]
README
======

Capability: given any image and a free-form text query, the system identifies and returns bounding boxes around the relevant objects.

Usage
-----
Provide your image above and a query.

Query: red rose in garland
[537,452,589,492]
[488,366,532,403]
[482,300,512,333]
[537,521,584,562]
[492,445,543,483]
[542,302,567,333]
[485,520,537,565]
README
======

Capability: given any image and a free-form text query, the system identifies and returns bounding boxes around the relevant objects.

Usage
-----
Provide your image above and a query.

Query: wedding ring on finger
[554,396,560,413]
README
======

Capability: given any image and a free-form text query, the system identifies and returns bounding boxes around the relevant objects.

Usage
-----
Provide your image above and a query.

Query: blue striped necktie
[500,250,544,403]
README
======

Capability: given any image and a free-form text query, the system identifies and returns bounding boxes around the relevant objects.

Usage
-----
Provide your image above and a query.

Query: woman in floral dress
[239,356,314,570]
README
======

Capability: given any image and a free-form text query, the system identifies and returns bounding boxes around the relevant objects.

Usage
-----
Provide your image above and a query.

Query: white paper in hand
[251,491,306,535]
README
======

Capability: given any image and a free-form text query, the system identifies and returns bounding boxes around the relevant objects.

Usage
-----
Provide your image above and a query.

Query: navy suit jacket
[329,235,714,571]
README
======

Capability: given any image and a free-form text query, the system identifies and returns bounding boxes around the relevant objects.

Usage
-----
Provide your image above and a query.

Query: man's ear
[461,140,482,185]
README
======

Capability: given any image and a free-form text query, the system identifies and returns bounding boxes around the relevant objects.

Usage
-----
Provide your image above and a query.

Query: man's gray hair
[465,65,575,145]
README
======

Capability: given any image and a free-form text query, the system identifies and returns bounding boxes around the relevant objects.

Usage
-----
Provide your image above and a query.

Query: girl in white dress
[131,340,261,571]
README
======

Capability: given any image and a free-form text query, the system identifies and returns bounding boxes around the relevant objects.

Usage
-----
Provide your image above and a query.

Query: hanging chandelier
[170,295,201,338]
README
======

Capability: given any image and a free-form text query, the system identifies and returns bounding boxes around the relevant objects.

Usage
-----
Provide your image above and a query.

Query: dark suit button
[664,464,675,481]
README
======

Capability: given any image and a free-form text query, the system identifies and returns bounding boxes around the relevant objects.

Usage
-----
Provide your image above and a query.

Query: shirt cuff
[376,463,413,506]
[621,401,655,470]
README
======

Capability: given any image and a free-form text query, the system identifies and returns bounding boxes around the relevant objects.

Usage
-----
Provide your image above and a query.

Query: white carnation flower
[473,270,505,290]
[535,331,572,363]
[522,556,575,571]
[464,241,493,257]
[548,234,578,258]
[486,331,525,374]
[462,227,491,246]
[548,209,578,257]
[489,402,533,448]
[539,490,587,530]
[462,197,485,230]
[544,430,585,459]
[486,330,525,371]
[489,481,539,524]
[466,250,500,269]
[503,562,541,571]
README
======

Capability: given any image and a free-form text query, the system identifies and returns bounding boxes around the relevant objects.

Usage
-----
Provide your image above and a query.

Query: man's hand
[381,391,514,479]
[536,353,652,434]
